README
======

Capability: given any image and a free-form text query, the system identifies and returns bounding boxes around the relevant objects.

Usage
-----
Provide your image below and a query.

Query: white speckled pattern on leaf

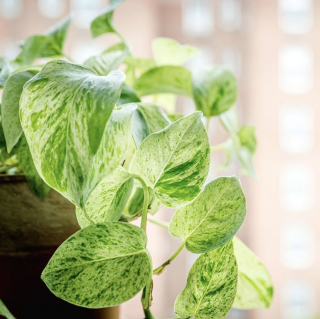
[175,240,238,319]
[233,237,273,309]
[169,177,246,253]
[76,166,133,228]
[20,60,135,206]
[129,112,210,208]
[42,222,152,308]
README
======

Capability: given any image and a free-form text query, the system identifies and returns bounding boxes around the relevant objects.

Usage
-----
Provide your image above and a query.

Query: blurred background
[0,0,318,318]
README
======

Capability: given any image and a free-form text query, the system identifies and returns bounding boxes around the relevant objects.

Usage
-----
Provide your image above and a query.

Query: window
[280,164,314,213]
[0,0,22,19]
[279,105,314,153]
[218,0,241,32]
[38,0,67,19]
[182,0,213,38]
[280,224,315,269]
[279,0,313,34]
[278,44,313,94]
[282,281,315,319]
[221,48,242,78]
[71,0,106,29]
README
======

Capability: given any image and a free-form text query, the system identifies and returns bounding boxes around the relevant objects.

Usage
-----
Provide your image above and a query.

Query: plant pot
[0,175,119,319]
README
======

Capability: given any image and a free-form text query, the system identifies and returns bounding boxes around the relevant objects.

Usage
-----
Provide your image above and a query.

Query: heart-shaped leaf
[152,37,200,66]
[129,112,210,208]
[192,66,237,117]
[76,166,134,228]
[16,135,51,200]
[20,60,133,206]
[91,0,125,38]
[84,49,128,76]
[169,177,246,253]
[14,16,71,66]
[1,68,39,153]
[175,240,238,319]
[42,222,152,308]
[134,66,192,97]
[0,299,15,319]
[233,237,273,309]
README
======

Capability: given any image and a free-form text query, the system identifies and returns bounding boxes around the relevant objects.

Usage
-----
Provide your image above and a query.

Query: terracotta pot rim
[0,174,26,183]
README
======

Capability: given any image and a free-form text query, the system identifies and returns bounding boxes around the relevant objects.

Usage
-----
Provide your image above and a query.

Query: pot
[0,175,119,319]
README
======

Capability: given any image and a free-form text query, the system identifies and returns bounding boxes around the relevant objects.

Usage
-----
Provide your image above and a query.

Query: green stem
[82,206,94,225]
[210,142,227,152]
[144,309,156,319]
[0,162,19,173]
[132,175,149,232]
[147,215,169,229]
[153,240,186,275]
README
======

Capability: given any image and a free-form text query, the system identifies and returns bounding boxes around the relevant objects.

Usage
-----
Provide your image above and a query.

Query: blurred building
[1,0,319,319]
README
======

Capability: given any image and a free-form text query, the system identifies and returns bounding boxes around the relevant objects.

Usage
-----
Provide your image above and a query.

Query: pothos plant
[0,1,272,318]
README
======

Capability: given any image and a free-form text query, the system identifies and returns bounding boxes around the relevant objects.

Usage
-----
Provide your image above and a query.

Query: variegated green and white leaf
[233,237,273,309]
[167,114,184,122]
[0,299,16,319]
[192,66,237,117]
[17,135,51,200]
[125,56,156,74]
[84,49,128,76]
[238,125,257,155]
[1,68,39,152]
[90,0,125,38]
[20,60,133,206]
[152,37,200,66]
[169,177,246,253]
[129,112,210,208]
[42,222,152,308]
[175,240,238,319]
[76,166,134,228]
[134,66,192,97]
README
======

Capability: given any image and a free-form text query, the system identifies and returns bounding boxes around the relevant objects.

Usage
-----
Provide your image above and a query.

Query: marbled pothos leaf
[192,66,237,117]
[0,299,16,319]
[1,68,39,153]
[233,237,273,309]
[134,66,192,97]
[90,0,125,38]
[117,83,141,106]
[129,112,210,208]
[175,240,238,319]
[42,222,152,308]
[152,37,200,66]
[169,177,246,254]
[76,166,134,228]
[20,60,133,206]
[17,135,51,200]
